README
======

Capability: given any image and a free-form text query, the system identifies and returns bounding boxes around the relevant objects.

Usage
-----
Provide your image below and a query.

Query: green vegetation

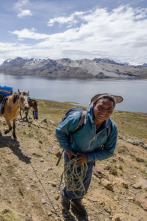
[37,99,147,140]
[0,209,22,221]
[111,111,147,139]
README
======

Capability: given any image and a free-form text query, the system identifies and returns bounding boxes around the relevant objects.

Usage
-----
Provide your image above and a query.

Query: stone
[136,217,143,221]
[55,194,60,200]
[113,178,129,189]
[101,178,113,191]
[51,182,57,187]
[41,198,46,204]
[41,118,48,123]
[104,205,111,214]
[132,183,142,189]
[93,167,109,180]
[88,197,98,202]
[56,151,61,158]
[48,212,52,216]
[48,120,56,125]
[143,143,147,150]
[135,196,147,211]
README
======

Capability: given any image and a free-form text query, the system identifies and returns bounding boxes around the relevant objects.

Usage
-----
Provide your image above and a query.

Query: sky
[0,0,147,65]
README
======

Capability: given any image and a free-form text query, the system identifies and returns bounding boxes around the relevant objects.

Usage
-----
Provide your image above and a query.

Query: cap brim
[91,94,123,104]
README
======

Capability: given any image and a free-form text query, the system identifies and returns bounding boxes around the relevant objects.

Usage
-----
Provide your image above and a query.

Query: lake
[0,73,147,113]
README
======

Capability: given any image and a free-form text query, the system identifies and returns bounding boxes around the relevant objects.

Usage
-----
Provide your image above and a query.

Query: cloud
[3,5,147,64]
[14,0,32,18]
[14,0,29,10]
[18,9,32,18]
[10,28,49,40]
[47,11,86,27]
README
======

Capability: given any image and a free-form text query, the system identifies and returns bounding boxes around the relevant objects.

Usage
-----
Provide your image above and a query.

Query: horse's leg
[4,118,12,134]
[12,119,17,140]
[20,108,22,119]
[25,110,29,121]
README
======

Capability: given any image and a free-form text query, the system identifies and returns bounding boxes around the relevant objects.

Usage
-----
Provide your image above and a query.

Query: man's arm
[55,112,80,153]
[87,125,118,162]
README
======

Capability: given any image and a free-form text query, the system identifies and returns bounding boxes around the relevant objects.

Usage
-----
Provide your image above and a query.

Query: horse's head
[18,89,29,111]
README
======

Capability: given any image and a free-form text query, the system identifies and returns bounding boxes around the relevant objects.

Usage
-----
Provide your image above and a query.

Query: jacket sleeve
[87,123,117,162]
[56,113,80,152]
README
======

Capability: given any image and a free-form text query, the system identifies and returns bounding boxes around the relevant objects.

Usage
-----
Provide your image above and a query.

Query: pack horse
[20,98,38,121]
[0,88,29,139]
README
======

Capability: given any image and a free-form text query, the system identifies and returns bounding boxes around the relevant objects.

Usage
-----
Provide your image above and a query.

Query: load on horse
[0,85,29,139]
[20,98,38,121]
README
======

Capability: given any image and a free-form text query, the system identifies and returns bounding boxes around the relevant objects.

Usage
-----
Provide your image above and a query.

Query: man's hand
[67,150,77,160]
[75,153,88,165]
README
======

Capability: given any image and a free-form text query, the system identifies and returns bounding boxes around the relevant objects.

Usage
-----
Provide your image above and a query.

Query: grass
[37,99,147,140]
[111,111,147,139]
[0,209,22,221]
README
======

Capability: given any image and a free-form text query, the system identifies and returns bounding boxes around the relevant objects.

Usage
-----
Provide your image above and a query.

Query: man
[56,93,123,216]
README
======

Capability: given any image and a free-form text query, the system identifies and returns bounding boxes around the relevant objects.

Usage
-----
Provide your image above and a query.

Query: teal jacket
[56,107,117,162]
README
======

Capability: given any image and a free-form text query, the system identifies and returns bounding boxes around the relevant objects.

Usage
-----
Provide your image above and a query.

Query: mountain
[0,57,147,79]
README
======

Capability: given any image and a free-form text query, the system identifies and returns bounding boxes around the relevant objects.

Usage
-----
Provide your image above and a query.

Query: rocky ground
[0,104,147,221]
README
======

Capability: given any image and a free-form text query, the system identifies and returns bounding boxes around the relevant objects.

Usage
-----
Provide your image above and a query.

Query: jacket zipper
[88,125,108,150]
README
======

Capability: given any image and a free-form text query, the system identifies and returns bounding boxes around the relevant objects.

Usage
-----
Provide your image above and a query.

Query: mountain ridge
[0,57,147,79]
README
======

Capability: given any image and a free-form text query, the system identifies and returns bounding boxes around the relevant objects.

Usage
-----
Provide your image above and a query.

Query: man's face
[93,98,114,125]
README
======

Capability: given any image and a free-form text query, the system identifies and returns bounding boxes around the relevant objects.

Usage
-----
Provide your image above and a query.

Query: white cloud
[47,11,86,27]
[10,28,49,40]
[3,5,147,65]
[14,0,32,18]
[18,9,32,18]
[14,0,29,10]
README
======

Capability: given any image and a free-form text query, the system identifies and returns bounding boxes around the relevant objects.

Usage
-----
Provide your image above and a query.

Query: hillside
[0,57,147,79]
[0,99,147,221]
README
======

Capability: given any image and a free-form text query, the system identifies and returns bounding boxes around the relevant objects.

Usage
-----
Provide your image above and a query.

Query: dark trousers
[62,152,93,201]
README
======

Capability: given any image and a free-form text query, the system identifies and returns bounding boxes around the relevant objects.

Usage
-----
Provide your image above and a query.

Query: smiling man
[56,93,123,217]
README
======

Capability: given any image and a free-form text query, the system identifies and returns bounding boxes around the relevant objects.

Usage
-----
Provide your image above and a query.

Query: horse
[20,98,38,121]
[0,89,29,139]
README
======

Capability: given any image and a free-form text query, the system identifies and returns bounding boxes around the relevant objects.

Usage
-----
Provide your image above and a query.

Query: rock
[55,194,60,200]
[104,205,111,214]
[132,183,142,189]
[51,182,57,187]
[101,179,113,191]
[132,179,147,190]
[114,218,121,221]
[41,198,46,204]
[113,178,129,189]
[41,118,47,123]
[117,156,124,162]
[143,143,147,150]
[136,217,143,221]
[93,167,109,180]
[126,139,144,147]
[88,197,98,202]
[40,158,44,162]
[114,196,119,201]
[135,196,147,211]
[56,151,61,158]
[48,212,52,216]
[48,120,56,125]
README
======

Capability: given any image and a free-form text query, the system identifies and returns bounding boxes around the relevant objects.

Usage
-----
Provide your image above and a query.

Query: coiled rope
[59,159,88,198]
